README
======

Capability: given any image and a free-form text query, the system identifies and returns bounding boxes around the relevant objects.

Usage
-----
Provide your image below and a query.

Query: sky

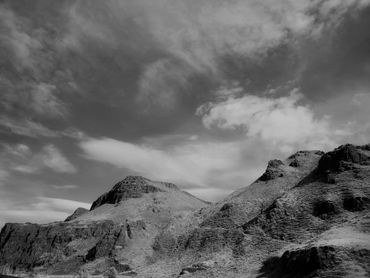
[1,0,370,227]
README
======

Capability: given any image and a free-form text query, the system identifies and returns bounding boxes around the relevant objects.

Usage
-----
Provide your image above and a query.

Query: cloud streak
[1,143,77,175]
[63,0,370,109]
[0,196,90,228]
[80,136,264,193]
[0,117,59,138]
[0,5,41,67]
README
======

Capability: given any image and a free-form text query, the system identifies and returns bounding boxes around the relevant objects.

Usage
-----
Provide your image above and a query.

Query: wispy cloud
[137,58,192,108]
[0,117,59,138]
[28,83,67,118]
[80,136,267,194]
[0,143,81,227]
[52,184,78,190]
[41,145,77,173]
[63,0,370,108]
[0,196,90,228]
[33,197,89,212]
[8,144,77,174]
[0,5,41,67]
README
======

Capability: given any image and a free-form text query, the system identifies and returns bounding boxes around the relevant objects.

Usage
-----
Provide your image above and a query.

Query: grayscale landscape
[1,144,370,277]
[1,1,370,277]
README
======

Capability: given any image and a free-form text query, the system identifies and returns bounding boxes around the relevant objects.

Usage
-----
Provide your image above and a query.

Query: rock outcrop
[259,246,341,277]
[90,176,170,210]
[198,150,324,229]
[318,144,370,173]
[258,159,285,181]
[0,221,126,274]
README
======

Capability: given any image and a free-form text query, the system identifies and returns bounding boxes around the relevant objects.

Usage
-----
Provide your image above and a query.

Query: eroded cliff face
[0,220,134,274]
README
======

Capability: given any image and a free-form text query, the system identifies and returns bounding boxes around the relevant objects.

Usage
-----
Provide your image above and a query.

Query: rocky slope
[1,144,370,277]
[0,176,208,276]
[145,144,370,277]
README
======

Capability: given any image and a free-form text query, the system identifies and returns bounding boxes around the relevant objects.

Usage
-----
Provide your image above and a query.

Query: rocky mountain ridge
[0,176,208,276]
[0,143,370,277]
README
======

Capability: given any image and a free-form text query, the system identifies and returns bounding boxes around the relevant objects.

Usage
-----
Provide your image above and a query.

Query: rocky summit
[1,144,370,277]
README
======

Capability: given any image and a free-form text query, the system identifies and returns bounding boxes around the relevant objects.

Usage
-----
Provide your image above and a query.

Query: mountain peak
[112,175,150,190]
[90,176,179,210]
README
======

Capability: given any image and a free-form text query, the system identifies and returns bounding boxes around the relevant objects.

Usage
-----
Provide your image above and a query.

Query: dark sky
[1,0,370,226]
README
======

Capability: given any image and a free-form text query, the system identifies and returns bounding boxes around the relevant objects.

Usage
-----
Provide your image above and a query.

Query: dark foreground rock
[318,144,370,173]
[0,221,127,273]
[259,246,370,278]
[258,246,340,278]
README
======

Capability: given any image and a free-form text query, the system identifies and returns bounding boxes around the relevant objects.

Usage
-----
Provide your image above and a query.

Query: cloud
[0,169,9,187]
[139,0,370,71]
[0,5,41,67]
[0,117,59,138]
[140,0,311,71]
[137,58,192,108]
[52,184,78,190]
[62,0,370,108]
[80,136,264,193]
[0,196,90,228]
[316,0,370,27]
[312,91,370,146]
[197,88,345,153]
[10,144,77,174]
[28,83,67,118]
[41,145,77,173]
[0,143,81,227]
[0,82,67,127]
[2,143,31,158]
[0,5,70,142]
[33,197,89,212]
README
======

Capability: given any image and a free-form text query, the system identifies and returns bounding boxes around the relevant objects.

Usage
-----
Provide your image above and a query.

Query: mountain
[144,144,370,277]
[0,144,370,277]
[0,176,208,276]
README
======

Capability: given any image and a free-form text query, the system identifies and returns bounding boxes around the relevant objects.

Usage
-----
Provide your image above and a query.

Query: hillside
[141,144,370,277]
[0,176,208,276]
[0,144,370,277]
